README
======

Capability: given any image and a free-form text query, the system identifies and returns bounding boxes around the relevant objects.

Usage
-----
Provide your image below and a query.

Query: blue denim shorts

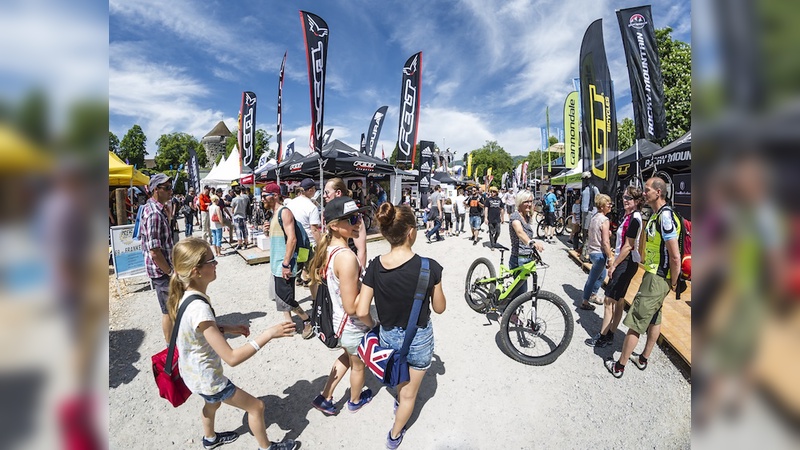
[380,321,434,370]
[198,380,237,404]
[469,215,482,229]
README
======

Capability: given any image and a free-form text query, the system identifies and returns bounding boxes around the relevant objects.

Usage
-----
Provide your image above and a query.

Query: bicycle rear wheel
[555,217,565,235]
[499,290,573,365]
[536,220,546,238]
[464,257,496,313]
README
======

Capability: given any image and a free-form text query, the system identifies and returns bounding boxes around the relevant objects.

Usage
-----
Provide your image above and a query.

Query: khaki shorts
[623,272,670,334]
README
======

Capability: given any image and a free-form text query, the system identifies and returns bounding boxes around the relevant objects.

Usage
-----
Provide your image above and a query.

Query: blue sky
[109,0,691,159]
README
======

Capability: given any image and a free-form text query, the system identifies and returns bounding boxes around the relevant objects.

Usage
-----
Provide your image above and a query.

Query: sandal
[579,302,596,311]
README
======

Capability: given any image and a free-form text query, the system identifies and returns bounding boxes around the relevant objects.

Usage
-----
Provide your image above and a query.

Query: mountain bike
[464,244,574,365]
[536,202,566,238]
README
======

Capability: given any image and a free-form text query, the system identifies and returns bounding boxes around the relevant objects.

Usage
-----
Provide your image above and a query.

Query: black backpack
[312,247,348,348]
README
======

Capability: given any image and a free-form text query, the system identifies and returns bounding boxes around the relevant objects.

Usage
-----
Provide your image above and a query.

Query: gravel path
[109,226,690,449]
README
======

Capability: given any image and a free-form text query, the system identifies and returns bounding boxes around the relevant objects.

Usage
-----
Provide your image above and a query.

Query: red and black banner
[396,52,422,166]
[579,19,617,194]
[239,91,257,172]
[299,10,329,157]
[276,51,286,163]
[616,5,666,141]
[367,105,388,157]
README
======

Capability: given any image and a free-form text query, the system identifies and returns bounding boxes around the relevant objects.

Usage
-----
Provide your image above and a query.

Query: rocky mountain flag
[396,52,422,166]
[617,5,666,141]
[322,128,334,146]
[277,51,286,163]
[239,91,257,172]
[300,10,329,157]
[564,91,580,168]
[366,105,388,157]
[579,18,617,194]
[187,145,200,193]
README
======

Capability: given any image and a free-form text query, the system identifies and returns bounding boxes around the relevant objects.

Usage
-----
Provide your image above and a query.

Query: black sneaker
[584,333,610,347]
[268,439,297,450]
[604,359,624,378]
[202,431,239,449]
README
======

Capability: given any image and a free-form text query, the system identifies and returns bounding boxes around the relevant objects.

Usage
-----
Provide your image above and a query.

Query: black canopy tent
[616,139,662,178]
[259,139,394,181]
[643,131,691,171]
[431,171,462,185]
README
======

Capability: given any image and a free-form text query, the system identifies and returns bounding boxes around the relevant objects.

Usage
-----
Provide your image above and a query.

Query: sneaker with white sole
[202,431,239,449]
[585,333,611,348]
[604,358,624,378]
[346,388,373,413]
[386,427,406,449]
[630,353,648,370]
[311,394,337,415]
[268,439,297,450]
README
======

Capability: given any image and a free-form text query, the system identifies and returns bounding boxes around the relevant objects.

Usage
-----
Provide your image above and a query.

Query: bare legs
[221,388,271,448]
[391,368,426,439]
[319,352,367,403]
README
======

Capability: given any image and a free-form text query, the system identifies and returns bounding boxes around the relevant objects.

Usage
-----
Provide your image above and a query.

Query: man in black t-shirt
[484,187,503,250]
[466,187,484,245]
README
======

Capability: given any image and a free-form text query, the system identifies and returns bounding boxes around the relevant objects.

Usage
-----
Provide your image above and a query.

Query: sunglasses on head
[341,213,361,225]
[623,195,634,201]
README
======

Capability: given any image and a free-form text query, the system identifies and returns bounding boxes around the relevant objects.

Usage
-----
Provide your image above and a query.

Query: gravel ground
[109,225,690,449]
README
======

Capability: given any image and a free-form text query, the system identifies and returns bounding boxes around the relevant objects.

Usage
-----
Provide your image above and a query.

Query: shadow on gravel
[244,375,329,444]
[215,311,267,331]
[562,283,604,342]
[109,329,145,388]
[402,353,445,431]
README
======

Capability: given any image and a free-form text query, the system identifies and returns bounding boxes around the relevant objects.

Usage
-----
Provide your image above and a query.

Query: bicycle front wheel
[499,290,574,365]
[464,257,496,313]
[555,218,565,235]
[536,220,546,239]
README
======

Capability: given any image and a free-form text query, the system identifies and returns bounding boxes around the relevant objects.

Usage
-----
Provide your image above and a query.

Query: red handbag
[151,295,207,407]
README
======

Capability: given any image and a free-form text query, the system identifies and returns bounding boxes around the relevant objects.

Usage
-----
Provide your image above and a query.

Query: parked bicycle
[464,244,574,365]
[536,201,567,238]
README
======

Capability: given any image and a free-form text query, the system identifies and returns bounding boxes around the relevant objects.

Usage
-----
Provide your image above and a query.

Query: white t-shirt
[454,195,467,214]
[176,291,229,395]
[208,204,223,230]
[326,247,370,335]
[287,195,321,245]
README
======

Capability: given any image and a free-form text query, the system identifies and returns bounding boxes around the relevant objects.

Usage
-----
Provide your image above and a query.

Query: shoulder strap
[277,206,287,231]
[398,257,431,357]
[165,294,208,376]
[322,246,347,280]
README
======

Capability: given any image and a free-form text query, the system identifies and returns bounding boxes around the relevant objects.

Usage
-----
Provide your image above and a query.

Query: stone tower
[202,121,233,166]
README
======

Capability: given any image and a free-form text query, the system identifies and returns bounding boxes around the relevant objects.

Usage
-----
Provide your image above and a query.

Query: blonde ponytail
[167,237,212,322]
[307,227,333,286]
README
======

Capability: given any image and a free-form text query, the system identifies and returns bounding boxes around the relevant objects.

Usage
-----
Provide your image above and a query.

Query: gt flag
[300,10,329,156]
[276,51,286,163]
[239,91,257,172]
[564,91,580,168]
[396,52,422,166]
[579,18,617,194]
[617,5,666,141]
[367,105,389,157]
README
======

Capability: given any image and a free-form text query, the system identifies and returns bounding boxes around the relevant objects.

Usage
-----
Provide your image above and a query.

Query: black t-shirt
[486,196,503,223]
[184,194,195,207]
[467,194,484,217]
[362,254,443,328]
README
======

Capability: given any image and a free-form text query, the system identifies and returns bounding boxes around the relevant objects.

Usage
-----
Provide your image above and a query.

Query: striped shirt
[140,198,174,278]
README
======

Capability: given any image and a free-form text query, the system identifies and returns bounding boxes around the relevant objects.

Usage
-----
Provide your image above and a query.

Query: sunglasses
[622,195,634,201]
[158,184,173,191]
[201,257,218,266]
[341,213,362,226]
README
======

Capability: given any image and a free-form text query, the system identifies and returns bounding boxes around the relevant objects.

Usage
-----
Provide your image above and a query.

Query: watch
[281,262,291,269]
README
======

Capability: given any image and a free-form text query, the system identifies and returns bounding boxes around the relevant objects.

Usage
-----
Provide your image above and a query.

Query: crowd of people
[134,169,684,447]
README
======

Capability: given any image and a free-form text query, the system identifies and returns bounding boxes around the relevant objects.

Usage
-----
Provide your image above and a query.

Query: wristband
[282,262,291,269]
[248,340,261,352]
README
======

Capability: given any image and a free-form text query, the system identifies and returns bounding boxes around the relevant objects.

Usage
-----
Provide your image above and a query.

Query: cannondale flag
[239,91,257,172]
[396,52,422,166]
[276,51,286,163]
[322,128,334,147]
[367,105,388,157]
[300,10,329,156]
[564,91,580,168]
[617,6,666,141]
[579,19,617,194]
[187,145,200,193]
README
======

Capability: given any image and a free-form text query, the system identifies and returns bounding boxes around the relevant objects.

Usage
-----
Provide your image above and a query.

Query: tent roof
[616,139,662,166]
[204,120,233,138]
[644,131,691,170]
[109,151,150,186]
[201,146,242,185]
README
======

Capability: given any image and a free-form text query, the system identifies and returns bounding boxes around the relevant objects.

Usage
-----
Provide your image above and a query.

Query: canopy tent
[109,151,150,186]
[262,139,394,180]
[258,151,307,181]
[1,126,51,174]
[550,159,584,187]
[432,170,462,185]
[254,158,278,175]
[201,146,243,187]
[616,139,662,178]
[644,131,691,171]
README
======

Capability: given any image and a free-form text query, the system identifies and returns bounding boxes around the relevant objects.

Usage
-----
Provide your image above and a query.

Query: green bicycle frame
[480,259,538,302]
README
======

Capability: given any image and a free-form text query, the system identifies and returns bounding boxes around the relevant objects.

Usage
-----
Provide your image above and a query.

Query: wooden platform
[568,250,692,366]
[236,231,386,265]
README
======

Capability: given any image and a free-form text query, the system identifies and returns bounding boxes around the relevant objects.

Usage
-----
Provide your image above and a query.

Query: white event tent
[201,146,243,188]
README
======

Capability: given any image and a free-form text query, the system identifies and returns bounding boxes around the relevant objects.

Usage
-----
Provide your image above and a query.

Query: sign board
[110,225,147,280]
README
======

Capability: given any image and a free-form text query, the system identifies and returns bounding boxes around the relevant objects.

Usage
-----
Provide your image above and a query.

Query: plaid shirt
[140,198,174,278]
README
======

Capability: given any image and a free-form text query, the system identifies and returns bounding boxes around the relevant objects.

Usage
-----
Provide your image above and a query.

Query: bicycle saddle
[495,244,510,252]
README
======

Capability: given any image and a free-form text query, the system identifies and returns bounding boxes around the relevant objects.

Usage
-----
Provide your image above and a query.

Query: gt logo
[589,83,609,179]
[398,79,416,157]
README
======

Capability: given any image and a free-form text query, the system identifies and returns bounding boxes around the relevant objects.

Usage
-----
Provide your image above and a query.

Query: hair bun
[376,202,395,227]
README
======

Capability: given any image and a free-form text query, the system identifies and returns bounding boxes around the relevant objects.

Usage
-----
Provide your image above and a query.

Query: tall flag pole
[546,106,551,172]
[396,52,422,168]
[579,18,617,195]
[300,10,329,158]
[239,91,257,175]
[187,145,200,193]
[564,91,580,168]
[366,105,389,158]
[276,51,286,164]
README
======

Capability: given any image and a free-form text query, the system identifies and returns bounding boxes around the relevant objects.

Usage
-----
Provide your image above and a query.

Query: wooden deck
[568,250,692,366]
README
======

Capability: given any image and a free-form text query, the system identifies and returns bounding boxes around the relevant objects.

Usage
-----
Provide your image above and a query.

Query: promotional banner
[546,106,551,172]
[396,52,422,166]
[239,91,257,172]
[284,138,296,159]
[579,18,617,194]
[359,133,366,153]
[322,128,334,146]
[110,225,146,280]
[467,152,473,177]
[563,91,580,168]
[419,140,434,205]
[617,5,667,141]
[540,127,548,152]
[521,161,529,187]
[300,10,329,156]
[187,145,200,193]
[277,51,286,163]
[366,105,389,157]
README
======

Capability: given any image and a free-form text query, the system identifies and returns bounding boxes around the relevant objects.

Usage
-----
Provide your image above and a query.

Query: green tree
[469,140,514,187]
[548,135,558,147]
[657,27,691,143]
[16,89,49,146]
[109,131,120,154]
[226,128,273,162]
[154,132,208,171]
[617,117,635,151]
[119,124,147,168]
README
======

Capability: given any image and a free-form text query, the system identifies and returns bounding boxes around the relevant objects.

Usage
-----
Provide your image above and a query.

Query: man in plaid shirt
[140,173,175,343]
